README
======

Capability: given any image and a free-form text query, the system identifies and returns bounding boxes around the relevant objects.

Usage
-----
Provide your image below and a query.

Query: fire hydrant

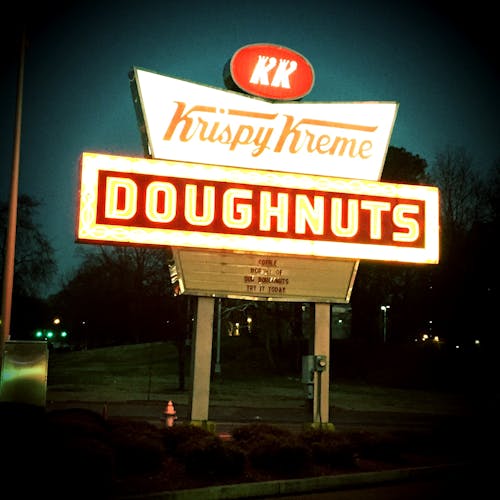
[163,400,177,428]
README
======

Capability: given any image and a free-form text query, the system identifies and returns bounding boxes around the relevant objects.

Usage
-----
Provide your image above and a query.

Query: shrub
[162,423,214,456]
[178,434,246,479]
[233,423,311,475]
[44,408,115,496]
[1,403,50,494]
[109,419,165,475]
[299,428,358,468]
[340,430,403,462]
[248,435,311,475]
[232,422,294,444]
[46,407,109,441]
[49,436,115,498]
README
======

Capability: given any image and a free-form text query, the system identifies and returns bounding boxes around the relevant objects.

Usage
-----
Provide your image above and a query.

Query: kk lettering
[250,55,298,89]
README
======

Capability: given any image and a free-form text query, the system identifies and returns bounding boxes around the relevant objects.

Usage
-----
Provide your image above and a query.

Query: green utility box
[0,340,49,407]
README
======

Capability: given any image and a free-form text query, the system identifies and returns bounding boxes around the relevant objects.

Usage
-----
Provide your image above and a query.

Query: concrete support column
[313,302,330,425]
[189,296,214,423]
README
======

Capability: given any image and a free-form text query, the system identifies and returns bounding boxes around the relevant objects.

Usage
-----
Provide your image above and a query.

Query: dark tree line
[351,146,500,351]
[429,150,500,352]
[0,195,57,337]
[48,246,181,348]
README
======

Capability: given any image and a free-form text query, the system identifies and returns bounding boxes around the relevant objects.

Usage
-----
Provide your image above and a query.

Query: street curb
[116,462,468,499]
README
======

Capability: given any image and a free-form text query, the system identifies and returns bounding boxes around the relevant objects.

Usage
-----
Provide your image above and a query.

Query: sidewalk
[46,398,470,436]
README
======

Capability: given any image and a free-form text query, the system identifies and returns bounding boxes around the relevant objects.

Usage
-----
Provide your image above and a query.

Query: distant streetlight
[380,305,390,343]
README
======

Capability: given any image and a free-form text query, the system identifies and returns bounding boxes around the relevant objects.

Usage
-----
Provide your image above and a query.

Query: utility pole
[0,28,26,372]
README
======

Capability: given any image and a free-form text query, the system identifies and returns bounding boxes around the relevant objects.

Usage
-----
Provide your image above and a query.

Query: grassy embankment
[46,338,476,415]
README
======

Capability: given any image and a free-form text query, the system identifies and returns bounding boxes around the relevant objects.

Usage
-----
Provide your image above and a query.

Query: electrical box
[0,340,49,407]
[314,354,327,372]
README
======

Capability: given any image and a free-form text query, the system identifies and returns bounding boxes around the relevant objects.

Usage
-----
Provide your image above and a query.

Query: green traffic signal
[34,328,69,344]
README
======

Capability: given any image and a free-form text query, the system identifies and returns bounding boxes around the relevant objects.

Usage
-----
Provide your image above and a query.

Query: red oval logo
[227,43,315,101]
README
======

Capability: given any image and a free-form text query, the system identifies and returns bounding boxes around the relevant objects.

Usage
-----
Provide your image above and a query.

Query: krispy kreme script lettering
[163,102,378,159]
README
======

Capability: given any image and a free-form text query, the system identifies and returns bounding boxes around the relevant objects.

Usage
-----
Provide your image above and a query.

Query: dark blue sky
[1,0,498,295]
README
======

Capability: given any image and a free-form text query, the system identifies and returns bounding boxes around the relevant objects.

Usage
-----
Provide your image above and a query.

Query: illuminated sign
[170,249,358,303]
[77,152,439,264]
[223,43,315,101]
[131,68,398,181]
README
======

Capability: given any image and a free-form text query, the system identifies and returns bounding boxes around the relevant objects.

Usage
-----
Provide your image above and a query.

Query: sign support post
[313,303,332,429]
[189,296,215,430]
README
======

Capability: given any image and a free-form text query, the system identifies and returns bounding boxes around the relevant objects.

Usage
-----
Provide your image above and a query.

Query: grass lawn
[46,340,472,416]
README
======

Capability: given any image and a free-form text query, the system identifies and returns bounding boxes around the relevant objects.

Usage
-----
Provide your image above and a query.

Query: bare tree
[0,194,56,297]
[426,147,492,345]
[429,147,486,250]
[484,158,500,224]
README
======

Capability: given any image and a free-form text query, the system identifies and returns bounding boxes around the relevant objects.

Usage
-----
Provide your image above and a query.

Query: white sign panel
[132,68,398,181]
[77,153,439,265]
[171,249,359,303]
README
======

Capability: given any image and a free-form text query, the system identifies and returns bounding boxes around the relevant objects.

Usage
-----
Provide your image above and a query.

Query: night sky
[1,0,498,295]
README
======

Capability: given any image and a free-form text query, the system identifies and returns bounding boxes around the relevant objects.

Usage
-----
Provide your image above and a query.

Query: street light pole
[0,28,26,372]
[380,305,390,343]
